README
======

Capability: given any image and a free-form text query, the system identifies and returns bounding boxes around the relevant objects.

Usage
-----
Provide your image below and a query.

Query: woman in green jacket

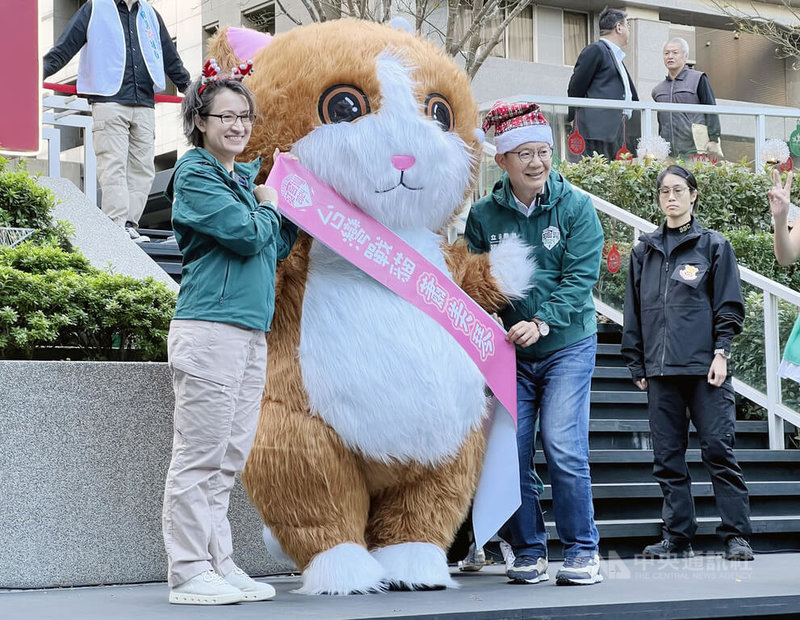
[162,68,296,606]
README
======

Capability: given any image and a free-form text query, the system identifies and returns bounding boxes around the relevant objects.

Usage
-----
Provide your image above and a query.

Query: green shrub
[0,243,176,361]
[0,157,177,361]
[0,157,72,248]
[732,290,800,417]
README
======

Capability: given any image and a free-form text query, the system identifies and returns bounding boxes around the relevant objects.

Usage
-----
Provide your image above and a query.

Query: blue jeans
[500,335,599,559]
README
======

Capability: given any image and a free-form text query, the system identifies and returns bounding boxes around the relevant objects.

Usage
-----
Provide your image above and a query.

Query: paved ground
[2,554,799,620]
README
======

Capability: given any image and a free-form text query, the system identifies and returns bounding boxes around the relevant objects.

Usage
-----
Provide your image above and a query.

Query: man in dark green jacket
[465,101,604,586]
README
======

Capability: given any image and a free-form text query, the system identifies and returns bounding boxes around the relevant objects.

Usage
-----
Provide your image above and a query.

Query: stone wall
[0,361,290,589]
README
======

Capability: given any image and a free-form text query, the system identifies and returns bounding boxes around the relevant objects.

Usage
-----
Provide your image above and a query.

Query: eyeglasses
[201,112,256,126]
[507,148,552,164]
[658,185,690,197]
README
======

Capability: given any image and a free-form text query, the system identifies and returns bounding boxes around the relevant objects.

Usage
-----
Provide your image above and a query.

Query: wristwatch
[714,348,731,359]
[532,317,550,337]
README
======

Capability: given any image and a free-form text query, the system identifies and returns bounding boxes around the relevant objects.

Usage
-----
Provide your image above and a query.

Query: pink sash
[267,155,521,547]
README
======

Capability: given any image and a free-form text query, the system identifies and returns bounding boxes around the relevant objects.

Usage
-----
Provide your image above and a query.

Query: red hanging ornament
[780,158,793,172]
[568,111,585,155]
[607,243,621,274]
[615,116,632,163]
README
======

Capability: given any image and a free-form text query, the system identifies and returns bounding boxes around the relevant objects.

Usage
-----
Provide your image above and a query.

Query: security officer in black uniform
[621,164,753,561]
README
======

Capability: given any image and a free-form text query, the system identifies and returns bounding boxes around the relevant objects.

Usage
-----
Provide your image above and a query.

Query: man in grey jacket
[43,0,191,243]
[651,38,722,160]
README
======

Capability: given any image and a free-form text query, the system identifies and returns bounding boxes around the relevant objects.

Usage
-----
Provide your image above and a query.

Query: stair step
[534,449,800,483]
[568,449,800,463]
[589,402,650,419]
[591,391,648,404]
[597,343,622,356]
[545,515,800,538]
[592,367,633,379]
[539,480,800,499]
[586,419,767,433]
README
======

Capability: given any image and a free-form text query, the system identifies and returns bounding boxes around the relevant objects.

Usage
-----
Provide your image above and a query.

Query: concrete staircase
[538,323,800,559]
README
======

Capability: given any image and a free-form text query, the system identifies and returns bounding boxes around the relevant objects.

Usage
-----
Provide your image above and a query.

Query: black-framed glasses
[507,148,552,164]
[658,185,690,197]
[201,112,256,126]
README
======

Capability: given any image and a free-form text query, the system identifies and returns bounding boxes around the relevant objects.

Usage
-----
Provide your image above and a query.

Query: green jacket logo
[542,226,560,250]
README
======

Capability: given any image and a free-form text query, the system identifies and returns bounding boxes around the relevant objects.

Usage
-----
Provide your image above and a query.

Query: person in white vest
[43,0,191,243]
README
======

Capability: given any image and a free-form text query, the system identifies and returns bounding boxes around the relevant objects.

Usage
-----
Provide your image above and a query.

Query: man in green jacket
[465,101,604,586]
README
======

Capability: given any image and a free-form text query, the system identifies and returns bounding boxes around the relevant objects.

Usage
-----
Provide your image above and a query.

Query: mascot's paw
[371,542,458,590]
[295,542,387,595]
[489,237,535,300]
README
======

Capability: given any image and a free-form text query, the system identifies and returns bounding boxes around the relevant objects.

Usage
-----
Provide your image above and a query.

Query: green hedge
[0,158,176,361]
[559,157,800,289]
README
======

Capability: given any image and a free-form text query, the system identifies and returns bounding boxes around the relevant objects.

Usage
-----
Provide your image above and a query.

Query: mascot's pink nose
[391,155,416,171]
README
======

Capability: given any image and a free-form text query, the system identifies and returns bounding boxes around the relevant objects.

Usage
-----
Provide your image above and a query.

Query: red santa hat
[478,101,553,154]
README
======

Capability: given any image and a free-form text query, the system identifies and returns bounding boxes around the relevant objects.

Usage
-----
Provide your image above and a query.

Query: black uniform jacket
[621,218,744,380]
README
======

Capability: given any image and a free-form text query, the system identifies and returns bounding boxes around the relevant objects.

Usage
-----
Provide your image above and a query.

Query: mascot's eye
[425,94,454,132]
[318,85,371,124]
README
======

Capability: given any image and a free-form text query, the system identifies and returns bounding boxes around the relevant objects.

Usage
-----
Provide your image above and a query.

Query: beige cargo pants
[91,102,156,228]
[162,319,267,587]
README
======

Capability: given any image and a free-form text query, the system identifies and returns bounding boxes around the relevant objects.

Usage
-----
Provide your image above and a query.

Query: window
[203,22,219,60]
[507,6,534,62]
[242,3,275,35]
[563,11,588,66]
[454,4,589,66]
[53,0,89,42]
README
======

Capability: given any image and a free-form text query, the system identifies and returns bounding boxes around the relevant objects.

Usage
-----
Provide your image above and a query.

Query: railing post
[41,127,61,179]
[755,115,766,168]
[642,107,653,140]
[82,125,97,206]
[763,291,784,449]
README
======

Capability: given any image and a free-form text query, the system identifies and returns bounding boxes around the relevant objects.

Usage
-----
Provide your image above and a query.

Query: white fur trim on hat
[495,125,553,154]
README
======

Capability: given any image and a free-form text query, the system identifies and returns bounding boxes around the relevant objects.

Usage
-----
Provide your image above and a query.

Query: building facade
[38,0,800,172]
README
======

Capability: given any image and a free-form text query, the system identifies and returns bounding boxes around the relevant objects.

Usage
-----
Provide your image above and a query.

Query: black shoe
[642,539,695,559]
[724,536,754,561]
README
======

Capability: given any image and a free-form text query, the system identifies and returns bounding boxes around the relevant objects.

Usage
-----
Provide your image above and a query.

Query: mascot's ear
[389,17,413,33]
[226,26,273,63]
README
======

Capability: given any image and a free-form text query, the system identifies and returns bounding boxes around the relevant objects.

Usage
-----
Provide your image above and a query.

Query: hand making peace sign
[768,168,793,223]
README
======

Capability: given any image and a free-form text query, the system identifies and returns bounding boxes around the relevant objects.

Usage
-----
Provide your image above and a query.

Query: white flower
[760,139,790,165]
[636,135,671,162]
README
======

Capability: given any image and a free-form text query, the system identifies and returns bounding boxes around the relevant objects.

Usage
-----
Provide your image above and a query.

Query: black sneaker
[506,556,549,584]
[642,539,695,559]
[724,536,754,561]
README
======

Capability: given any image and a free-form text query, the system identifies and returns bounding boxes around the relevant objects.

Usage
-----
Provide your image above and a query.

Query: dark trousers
[648,376,752,542]
[584,139,620,161]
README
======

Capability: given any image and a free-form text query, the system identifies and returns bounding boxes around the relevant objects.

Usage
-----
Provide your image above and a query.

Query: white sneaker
[224,566,277,601]
[169,569,244,605]
[499,539,516,573]
[458,542,486,572]
[125,224,150,243]
[556,553,603,586]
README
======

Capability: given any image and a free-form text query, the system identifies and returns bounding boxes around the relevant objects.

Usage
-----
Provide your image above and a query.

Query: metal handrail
[40,94,96,205]
[480,137,800,449]
[478,96,800,166]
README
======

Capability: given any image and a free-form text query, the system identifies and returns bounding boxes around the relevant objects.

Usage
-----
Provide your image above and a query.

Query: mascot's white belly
[298,228,487,466]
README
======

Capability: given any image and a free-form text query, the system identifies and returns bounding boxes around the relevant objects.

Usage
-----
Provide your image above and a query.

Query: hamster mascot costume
[207,19,534,595]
